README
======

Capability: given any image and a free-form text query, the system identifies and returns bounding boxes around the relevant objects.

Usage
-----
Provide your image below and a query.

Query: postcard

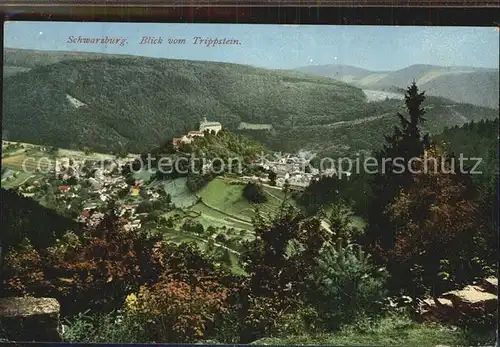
[1,22,498,346]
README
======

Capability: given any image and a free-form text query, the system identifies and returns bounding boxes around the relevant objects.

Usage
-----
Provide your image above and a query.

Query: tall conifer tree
[364,82,430,257]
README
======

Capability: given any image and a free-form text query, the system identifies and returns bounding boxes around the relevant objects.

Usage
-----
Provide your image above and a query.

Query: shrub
[3,238,47,296]
[310,241,388,330]
[4,207,166,316]
[240,295,283,342]
[62,309,150,343]
[274,305,322,336]
[125,276,231,343]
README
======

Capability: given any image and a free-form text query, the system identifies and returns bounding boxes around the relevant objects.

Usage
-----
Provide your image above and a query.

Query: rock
[418,281,498,324]
[419,297,457,323]
[0,297,61,342]
[441,285,497,313]
[482,277,498,294]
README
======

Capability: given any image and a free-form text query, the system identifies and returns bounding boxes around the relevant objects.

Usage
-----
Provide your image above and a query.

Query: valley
[1,44,498,346]
[1,134,347,277]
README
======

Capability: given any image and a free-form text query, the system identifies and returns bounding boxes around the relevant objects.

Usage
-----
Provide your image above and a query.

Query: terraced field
[158,176,288,234]
[191,202,254,231]
[163,177,199,208]
[197,177,288,223]
[1,152,53,172]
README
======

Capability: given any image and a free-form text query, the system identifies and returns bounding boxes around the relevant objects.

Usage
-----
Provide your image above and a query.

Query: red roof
[81,210,90,218]
[59,185,70,191]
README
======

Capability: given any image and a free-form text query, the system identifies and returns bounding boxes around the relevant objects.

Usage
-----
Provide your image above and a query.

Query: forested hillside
[3,56,367,153]
[3,47,120,77]
[239,99,498,157]
[435,118,499,182]
[3,51,498,157]
[2,77,498,346]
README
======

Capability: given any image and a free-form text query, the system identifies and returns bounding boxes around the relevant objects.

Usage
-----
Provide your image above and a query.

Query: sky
[4,21,499,71]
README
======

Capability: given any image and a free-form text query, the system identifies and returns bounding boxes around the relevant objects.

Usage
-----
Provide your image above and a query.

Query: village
[171,118,349,192]
[2,118,351,234]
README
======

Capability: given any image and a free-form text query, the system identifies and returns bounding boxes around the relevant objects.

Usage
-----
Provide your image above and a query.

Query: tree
[239,205,332,341]
[326,202,356,243]
[364,82,431,259]
[381,82,429,163]
[193,222,204,235]
[164,193,172,204]
[137,201,153,213]
[268,171,277,186]
[125,174,136,186]
[374,146,494,296]
[64,176,78,186]
[298,176,341,216]
[83,146,93,155]
[117,186,130,199]
[242,182,267,204]
[242,205,330,299]
[215,234,227,244]
[127,276,231,343]
[186,173,212,193]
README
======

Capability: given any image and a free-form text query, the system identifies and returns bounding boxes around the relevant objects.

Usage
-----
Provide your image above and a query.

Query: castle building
[172,117,223,149]
[199,117,222,134]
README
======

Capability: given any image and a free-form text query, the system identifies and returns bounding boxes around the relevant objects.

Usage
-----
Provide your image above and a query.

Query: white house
[199,117,222,134]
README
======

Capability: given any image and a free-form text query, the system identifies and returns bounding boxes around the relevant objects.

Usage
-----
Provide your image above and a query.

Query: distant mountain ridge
[295,63,499,109]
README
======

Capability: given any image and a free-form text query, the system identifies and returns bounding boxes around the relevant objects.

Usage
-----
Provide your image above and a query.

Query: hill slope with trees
[3,55,366,153]
[3,49,498,157]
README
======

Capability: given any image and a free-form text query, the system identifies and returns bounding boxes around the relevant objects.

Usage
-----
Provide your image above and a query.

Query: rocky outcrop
[418,277,498,324]
[441,285,497,313]
[0,297,61,342]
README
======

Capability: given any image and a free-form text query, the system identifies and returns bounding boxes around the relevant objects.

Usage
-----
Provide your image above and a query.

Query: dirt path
[445,105,468,125]
[17,175,35,186]
[196,197,254,226]
[191,234,241,255]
